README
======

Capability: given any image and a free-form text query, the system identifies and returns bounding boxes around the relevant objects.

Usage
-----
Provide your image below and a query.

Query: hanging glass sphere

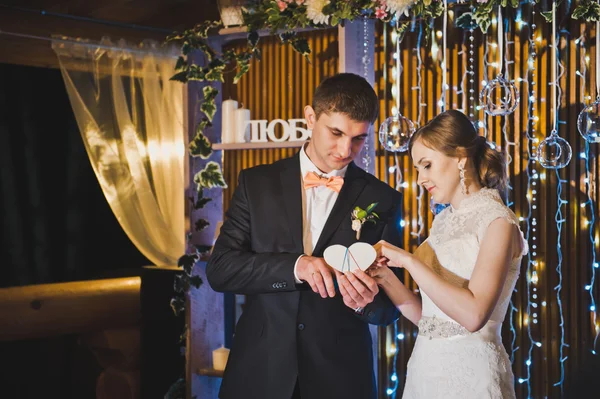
[577,101,600,143]
[378,113,416,153]
[536,132,572,169]
[479,74,520,116]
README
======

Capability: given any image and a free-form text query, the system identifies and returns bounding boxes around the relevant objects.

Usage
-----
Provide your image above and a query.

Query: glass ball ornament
[378,113,416,153]
[536,133,572,169]
[577,101,600,143]
[479,74,519,116]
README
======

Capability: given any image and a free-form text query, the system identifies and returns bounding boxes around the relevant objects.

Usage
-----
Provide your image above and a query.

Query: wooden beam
[0,277,141,341]
[0,7,173,69]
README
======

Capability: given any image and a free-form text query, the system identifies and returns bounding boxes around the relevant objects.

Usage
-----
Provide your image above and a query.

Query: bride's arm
[378,218,520,332]
[368,266,422,326]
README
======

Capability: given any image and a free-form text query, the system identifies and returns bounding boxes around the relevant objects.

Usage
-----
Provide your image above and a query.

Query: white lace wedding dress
[402,188,527,399]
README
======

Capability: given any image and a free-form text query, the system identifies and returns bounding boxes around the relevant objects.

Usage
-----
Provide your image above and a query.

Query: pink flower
[375,5,388,19]
[277,0,288,11]
[295,0,306,4]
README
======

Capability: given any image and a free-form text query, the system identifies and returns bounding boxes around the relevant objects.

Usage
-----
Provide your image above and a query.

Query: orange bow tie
[303,171,344,193]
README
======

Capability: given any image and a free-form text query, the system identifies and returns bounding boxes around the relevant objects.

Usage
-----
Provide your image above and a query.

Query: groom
[207,73,403,399]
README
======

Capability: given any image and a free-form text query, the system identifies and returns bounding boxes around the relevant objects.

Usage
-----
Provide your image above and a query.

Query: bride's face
[411,139,462,205]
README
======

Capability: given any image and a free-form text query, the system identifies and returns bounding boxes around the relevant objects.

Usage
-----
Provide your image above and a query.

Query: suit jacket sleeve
[353,192,404,326]
[206,169,303,295]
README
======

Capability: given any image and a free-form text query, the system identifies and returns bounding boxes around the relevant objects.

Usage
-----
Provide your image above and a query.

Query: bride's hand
[373,240,413,268]
[366,264,396,287]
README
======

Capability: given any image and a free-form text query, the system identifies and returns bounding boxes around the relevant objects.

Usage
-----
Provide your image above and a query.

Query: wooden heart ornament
[323,242,377,272]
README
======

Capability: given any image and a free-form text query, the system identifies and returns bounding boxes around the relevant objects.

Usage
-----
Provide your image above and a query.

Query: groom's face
[304,106,369,173]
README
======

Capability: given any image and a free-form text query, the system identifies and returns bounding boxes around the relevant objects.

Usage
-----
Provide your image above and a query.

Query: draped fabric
[52,37,185,265]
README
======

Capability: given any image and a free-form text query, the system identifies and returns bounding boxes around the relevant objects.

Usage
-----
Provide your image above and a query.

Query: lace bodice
[424,188,528,324]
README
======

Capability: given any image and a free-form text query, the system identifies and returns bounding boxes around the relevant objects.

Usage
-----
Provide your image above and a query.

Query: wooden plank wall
[220,3,600,396]
[221,28,339,212]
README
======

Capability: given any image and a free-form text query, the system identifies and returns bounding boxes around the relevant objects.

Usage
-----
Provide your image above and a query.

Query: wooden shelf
[197,368,224,378]
[212,141,306,150]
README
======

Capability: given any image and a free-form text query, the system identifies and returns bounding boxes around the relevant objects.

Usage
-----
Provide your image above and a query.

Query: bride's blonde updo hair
[408,110,507,194]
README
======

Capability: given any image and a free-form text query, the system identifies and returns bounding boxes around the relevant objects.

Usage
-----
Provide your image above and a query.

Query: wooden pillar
[186,36,225,399]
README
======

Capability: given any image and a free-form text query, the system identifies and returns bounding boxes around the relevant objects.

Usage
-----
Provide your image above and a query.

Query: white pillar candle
[221,99,238,143]
[212,346,230,371]
[234,108,251,143]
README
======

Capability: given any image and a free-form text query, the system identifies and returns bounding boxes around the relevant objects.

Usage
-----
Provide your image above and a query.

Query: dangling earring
[458,164,467,195]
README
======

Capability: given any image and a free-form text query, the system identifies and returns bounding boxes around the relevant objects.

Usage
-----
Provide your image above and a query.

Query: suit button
[297,323,305,331]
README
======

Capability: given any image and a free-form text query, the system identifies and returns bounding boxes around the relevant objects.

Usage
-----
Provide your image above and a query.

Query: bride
[370,110,527,398]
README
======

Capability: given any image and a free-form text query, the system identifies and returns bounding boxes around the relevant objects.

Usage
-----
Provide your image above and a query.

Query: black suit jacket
[207,153,403,399]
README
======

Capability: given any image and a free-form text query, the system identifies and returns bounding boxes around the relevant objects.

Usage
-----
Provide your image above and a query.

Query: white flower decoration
[386,0,416,16]
[306,0,331,25]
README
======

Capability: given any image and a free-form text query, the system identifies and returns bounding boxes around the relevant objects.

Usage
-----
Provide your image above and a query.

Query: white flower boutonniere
[351,202,379,240]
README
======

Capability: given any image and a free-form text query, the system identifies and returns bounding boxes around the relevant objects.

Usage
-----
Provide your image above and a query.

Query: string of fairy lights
[362,16,373,172]
[501,14,515,200]
[574,0,600,357]
[584,11,600,356]
[551,4,568,392]
[410,23,425,239]
[574,28,597,357]
[514,2,539,395]
[496,4,519,360]
[384,16,402,398]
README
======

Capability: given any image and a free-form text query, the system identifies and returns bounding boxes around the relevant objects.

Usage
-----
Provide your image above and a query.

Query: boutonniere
[351,202,379,240]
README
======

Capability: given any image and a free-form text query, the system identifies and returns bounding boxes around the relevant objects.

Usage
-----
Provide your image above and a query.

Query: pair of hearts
[323,242,377,273]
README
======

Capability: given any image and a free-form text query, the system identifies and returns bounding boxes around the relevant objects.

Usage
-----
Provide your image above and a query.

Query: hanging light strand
[411,23,425,239]
[439,0,448,111]
[361,17,372,171]
[583,12,600,355]
[517,2,540,394]
[551,3,569,392]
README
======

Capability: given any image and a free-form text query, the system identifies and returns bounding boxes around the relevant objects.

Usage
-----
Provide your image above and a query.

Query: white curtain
[52,37,185,265]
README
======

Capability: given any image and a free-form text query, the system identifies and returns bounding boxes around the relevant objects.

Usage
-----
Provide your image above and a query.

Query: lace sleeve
[476,204,528,257]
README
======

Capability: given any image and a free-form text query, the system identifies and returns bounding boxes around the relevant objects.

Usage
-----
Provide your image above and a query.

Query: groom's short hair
[312,73,379,124]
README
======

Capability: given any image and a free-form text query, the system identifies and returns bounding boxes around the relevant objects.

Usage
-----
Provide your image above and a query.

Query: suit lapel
[279,154,304,253]
[312,162,368,256]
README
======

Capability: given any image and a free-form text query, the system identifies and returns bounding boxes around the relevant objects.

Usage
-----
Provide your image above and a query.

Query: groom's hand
[296,256,337,298]
[336,269,379,310]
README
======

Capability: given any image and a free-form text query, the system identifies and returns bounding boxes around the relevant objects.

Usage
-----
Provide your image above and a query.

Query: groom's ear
[304,105,317,129]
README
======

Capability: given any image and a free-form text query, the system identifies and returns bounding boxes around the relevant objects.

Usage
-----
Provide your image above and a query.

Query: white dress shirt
[293,144,348,283]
